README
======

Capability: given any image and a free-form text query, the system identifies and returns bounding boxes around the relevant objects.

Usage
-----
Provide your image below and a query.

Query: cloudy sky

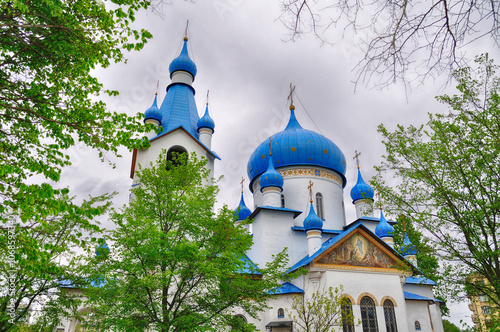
[57,0,499,327]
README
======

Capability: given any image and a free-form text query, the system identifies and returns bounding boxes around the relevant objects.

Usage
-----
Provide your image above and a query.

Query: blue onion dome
[303,201,323,231]
[350,168,374,202]
[95,240,110,257]
[197,103,215,132]
[260,156,284,192]
[144,94,162,124]
[375,209,394,238]
[233,193,252,221]
[169,37,197,80]
[247,108,346,191]
[401,232,417,256]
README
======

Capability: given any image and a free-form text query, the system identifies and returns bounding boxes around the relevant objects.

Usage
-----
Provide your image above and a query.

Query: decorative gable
[313,228,406,273]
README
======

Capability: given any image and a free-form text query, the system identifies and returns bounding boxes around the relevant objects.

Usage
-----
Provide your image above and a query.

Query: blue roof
[350,168,374,202]
[260,155,284,191]
[169,38,197,79]
[144,94,162,124]
[268,282,304,295]
[303,201,323,231]
[291,226,342,235]
[247,108,346,192]
[157,84,199,138]
[404,291,435,301]
[238,255,261,275]
[401,232,417,256]
[95,240,110,257]
[249,206,302,219]
[375,209,394,238]
[197,103,215,132]
[405,276,436,286]
[233,193,252,221]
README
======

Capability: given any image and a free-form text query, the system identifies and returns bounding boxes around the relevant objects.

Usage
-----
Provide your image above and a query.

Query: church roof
[287,222,408,273]
[197,103,215,132]
[303,201,323,231]
[233,193,252,221]
[375,209,394,238]
[169,38,197,79]
[405,276,436,286]
[259,155,284,191]
[247,108,346,191]
[268,282,304,294]
[403,291,441,302]
[249,206,302,219]
[157,84,199,138]
[238,254,261,275]
[144,94,162,124]
[350,168,374,202]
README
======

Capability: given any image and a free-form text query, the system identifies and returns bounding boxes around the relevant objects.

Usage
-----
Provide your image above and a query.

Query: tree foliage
[372,54,500,309]
[279,0,500,88]
[0,0,153,222]
[80,153,291,332]
[286,286,354,332]
[0,0,154,328]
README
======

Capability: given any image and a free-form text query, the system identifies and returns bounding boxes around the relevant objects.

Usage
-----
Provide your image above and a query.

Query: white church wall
[132,129,214,184]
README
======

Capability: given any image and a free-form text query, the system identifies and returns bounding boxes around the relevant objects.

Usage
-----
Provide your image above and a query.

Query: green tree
[285,286,355,332]
[443,319,462,332]
[80,153,290,332]
[372,54,500,310]
[0,0,154,329]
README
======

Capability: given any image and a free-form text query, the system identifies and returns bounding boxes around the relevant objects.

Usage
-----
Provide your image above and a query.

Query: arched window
[277,308,284,318]
[383,299,398,332]
[360,296,378,332]
[315,193,324,219]
[281,194,285,208]
[341,297,354,332]
[166,145,188,168]
[231,315,247,331]
[414,321,421,330]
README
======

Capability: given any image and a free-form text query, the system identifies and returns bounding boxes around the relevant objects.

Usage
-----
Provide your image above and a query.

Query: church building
[58,31,445,332]
[131,32,445,332]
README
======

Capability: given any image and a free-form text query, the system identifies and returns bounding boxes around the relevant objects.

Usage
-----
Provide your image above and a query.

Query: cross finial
[206,90,209,105]
[184,20,189,41]
[268,138,273,156]
[240,177,245,193]
[307,180,314,203]
[353,150,361,169]
[287,84,296,110]
[401,215,407,232]
[155,80,159,95]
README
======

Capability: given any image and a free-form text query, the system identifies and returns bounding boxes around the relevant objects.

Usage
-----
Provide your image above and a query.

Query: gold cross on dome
[240,177,245,193]
[206,90,209,105]
[307,180,314,203]
[401,215,407,232]
[268,138,273,156]
[353,150,361,169]
[287,83,296,109]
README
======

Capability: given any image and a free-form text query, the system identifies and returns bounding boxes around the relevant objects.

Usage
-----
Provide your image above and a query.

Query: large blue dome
[247,108,346,191]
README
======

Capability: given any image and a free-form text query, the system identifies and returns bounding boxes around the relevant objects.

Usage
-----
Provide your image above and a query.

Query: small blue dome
[247,108,346,191]
[169,38,197,80]
[350,168,374,202]
[197,104,215,132]
[260,156,284,191]
[95,240,110,257]
[401,232,417,256]
[144,94,162,124]
[303,202,323,231]
[375,209,394,238]
[234,193,252,221]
